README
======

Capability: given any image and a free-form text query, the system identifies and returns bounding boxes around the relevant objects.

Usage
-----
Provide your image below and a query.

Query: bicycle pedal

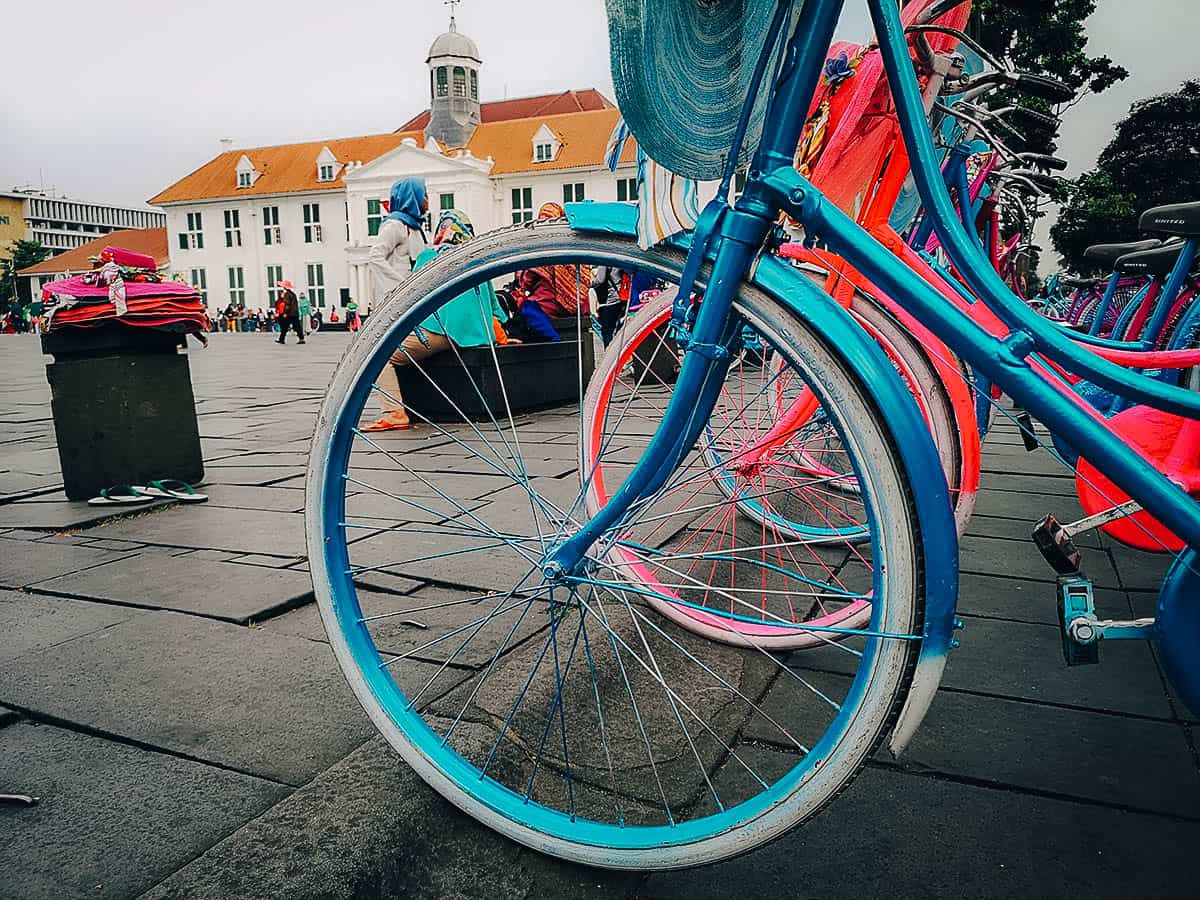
[1033,514,1082,575]
[1057,576,1100,666]
[1015,411,1038,452]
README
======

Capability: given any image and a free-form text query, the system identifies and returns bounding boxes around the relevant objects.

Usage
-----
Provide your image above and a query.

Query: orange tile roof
[19,228,169,275]
[148,133,422,205]
[397,88,613,132]
[467,107,636,175]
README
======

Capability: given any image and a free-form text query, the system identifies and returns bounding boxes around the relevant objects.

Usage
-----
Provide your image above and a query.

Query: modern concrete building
[0,189,165,259]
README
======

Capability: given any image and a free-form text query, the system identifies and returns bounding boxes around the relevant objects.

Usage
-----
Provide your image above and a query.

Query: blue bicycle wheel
[306,224,926,869]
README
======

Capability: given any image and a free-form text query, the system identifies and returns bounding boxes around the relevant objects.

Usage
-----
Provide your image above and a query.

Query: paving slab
[345,527,536,592]
[1103,541,1175,593]
[0,539,126,589]
[945,616,1175,718]
[641,760,1199,900]
[199,466,305,486]
[225,553,306,570]
[789,614,1174,719]
[0,721,289,900]
[0,589,141,664]
[959,533,1120,589]
[0,496,173,531]
[207,451,312,469]
[0,610,375,784]
[87,505,308,557]
[198,483,307,513]
[972,487,1085,522]
[262,584,551,669]
[33,553,315,624]
[955,572,1128,627]
[897,688,1200,817]
[965,512,1103,549]
[137,734,636,900]
[980,471,1077,496]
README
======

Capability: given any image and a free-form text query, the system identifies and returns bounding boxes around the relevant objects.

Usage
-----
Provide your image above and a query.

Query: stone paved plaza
[0,331,1197,899]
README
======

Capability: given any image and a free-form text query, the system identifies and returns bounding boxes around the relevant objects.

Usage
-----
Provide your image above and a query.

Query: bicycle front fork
[546,212,771,577]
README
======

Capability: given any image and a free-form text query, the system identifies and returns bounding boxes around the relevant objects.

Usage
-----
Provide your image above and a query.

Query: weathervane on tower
[445,0,460,32]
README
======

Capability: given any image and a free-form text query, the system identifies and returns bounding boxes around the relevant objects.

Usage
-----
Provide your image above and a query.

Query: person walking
[275,281,304,344]
[591,265,625,346]
[297,292,312,340]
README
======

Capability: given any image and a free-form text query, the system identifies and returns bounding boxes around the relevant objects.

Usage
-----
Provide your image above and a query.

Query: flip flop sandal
[135,479,209,503]
[87,485,155,506]
[360,418,413,432]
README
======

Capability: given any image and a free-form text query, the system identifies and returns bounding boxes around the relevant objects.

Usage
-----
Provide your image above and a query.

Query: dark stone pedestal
[42,326,204,500]
[395,318,596,422]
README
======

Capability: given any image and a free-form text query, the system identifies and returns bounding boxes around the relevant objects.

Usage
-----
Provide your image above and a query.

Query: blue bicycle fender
[753,254,960,759]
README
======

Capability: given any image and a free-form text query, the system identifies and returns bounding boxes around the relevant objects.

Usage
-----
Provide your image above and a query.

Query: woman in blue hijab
[369,177,428,302]
[363,208,513,432]
[367,177,429,428]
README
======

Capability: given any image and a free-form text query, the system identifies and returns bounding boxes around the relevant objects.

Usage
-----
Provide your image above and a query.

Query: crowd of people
[205,291,361,339]
[1,297,45,334]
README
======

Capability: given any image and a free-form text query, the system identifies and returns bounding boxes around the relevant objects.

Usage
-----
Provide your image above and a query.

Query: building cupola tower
[425,1,482,147]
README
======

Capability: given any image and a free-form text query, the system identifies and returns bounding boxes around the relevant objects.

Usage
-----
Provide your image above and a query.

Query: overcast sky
[2,0,1196,261]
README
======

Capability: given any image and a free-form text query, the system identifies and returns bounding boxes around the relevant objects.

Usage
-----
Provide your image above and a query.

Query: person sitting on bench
[363,209,510,432]
[511,202,594,342]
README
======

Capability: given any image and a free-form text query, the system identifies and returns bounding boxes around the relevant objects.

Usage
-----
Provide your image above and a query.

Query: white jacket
[369,219,428,307]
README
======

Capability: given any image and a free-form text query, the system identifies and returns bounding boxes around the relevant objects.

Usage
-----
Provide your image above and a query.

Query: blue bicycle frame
[555,0,1200,560]
[550,0,1200,727]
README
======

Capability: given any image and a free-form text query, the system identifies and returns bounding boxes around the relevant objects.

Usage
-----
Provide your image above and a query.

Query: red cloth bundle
[99,246,157,270]
[47,291,206,333]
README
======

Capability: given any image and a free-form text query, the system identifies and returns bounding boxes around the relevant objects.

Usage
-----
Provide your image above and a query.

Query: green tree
[969,0,1128,157]
[964,0,1128,278]
[0,239,51,313]
[1051,80,1200,272]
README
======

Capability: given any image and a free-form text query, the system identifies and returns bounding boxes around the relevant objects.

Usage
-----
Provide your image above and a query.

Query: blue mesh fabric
[606,0,801,180]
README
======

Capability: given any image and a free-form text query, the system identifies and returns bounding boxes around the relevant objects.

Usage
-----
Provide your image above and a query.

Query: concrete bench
[394,318,596,422]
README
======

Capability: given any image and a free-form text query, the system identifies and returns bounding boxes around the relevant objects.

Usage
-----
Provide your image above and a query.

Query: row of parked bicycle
[302,0,1199,871]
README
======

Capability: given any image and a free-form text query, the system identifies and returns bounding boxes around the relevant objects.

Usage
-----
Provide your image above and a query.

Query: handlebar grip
[1023,153,1069,172]
[1008,72,1076,103]
[1010,106,1060,129]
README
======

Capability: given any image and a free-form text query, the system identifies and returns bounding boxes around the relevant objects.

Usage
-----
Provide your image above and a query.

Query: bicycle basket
[606,0,801,181]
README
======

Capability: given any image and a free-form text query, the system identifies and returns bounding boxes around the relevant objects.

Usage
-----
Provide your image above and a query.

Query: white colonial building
[150,16,637,314]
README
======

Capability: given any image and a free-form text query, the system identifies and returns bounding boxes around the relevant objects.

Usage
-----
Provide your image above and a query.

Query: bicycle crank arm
[1033,499,1143,575]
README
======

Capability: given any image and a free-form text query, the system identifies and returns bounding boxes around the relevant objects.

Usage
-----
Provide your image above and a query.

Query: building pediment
[343,140,492,184]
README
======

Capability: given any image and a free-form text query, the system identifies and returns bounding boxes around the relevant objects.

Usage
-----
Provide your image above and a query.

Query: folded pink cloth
[43,276,198,301]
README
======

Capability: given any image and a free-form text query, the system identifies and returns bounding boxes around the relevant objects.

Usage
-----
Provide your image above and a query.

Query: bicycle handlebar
[1005,72,1076,104]
[1020,153,1069,172]
[1005,105,1060,129]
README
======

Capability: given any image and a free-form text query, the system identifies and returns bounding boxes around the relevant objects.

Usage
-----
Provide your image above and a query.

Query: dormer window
[531,124,560,164]
[315,146,341,184]
[235,154,259,190]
